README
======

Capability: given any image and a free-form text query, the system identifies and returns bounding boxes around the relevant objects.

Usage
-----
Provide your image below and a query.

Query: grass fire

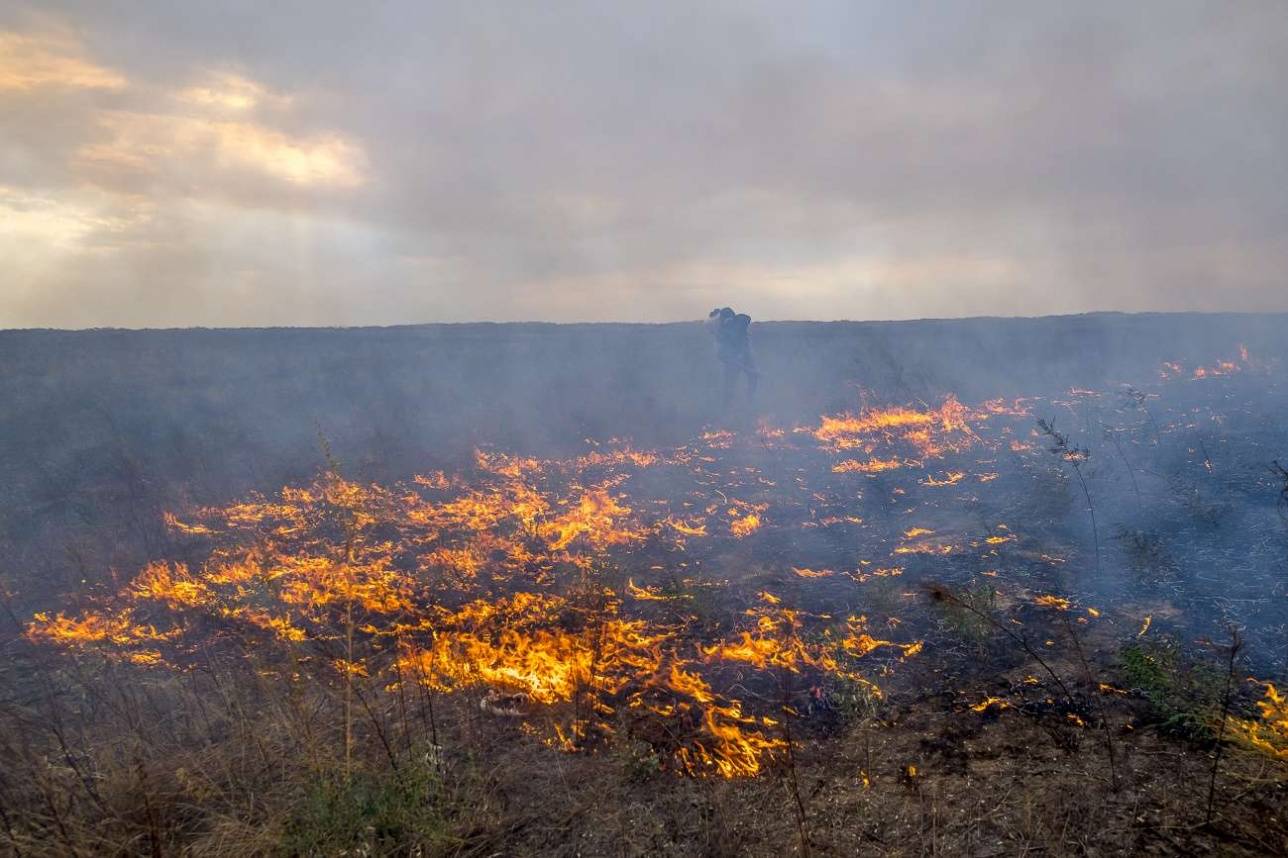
[5,4,1288,854]
[3,320,1288,855]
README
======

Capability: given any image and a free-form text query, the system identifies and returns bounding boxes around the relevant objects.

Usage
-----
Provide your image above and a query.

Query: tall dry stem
[1039,419,1100,576]
[1205,626,1244,826]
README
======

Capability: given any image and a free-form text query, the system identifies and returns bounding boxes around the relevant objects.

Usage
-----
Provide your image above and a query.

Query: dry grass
[2,620,1285,857]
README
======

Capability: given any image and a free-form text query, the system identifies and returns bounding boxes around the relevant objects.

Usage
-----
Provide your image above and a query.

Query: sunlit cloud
[1,185,101,248]
[175,71,291,113]
[77,109,366,189]
[0,184,150,319]
[0,31,126,92]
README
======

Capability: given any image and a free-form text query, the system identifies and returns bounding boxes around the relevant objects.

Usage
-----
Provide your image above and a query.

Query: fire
[25,350,1261,784]
[540,486,644,551]
[665,664,787,778]
[626,579,670,601]
[814,396,979,461]
[27,449,914,779]
[850,566,903,583]
[28,609,173,649]
[730,512,762,538]
[700,430,735,449]
[1193,361,1239,380]
[895,527,958,556]
[970,696,1010,713]
[701,608,920,684]
[1230,682,1288,761]
[982,398,1032,417]
[833,457,904,474]
[131,561,211,608]
[1170,346,1254,381]
[403,593,664,706]
[666,517,708,537]
[162,511,215,535]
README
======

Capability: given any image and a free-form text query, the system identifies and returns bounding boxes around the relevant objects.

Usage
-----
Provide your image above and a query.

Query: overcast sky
[2,1,1286,327]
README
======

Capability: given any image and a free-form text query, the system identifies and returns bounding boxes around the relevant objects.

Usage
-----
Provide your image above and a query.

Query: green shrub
[280,755,453,857]
[1119,638,1219,743]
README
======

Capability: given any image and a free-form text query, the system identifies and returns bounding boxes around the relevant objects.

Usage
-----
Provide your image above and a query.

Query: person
[706,307,759,405]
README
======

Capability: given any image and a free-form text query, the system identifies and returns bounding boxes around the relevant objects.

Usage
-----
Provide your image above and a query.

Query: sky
[1,1,1286,327]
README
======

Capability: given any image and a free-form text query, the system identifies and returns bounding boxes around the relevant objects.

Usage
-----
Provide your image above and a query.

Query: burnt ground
[3,312,1287,608]
[471,667,1288,857]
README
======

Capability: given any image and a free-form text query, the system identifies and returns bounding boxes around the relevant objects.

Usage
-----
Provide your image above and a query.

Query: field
[2,313,1287,856]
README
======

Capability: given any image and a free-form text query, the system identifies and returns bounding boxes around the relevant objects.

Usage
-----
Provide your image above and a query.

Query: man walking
[706,307,759,406]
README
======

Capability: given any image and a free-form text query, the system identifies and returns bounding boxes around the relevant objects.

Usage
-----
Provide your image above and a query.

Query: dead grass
[2,625,1285,857]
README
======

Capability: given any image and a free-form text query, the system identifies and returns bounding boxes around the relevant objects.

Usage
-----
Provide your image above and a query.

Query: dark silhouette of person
[706,307,759,406]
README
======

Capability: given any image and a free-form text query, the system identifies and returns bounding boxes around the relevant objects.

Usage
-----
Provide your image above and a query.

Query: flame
[540,487,644,551]
[163,511,215,536]
[894,527,958,556]
[700,430,735,449]
[970,696,1010,713]
[666,517,708,537]
[833,457,904,474]
[28,358,1251,780]
[626,579,670,601]
[28,609,174,649]
[27,453,907,778]
[982,398,1032,417]
[403,593,665,706]
[1186,346,1253,381]
[814,396,981,469]
[131,561,211,608]
[1229,683,1288,761]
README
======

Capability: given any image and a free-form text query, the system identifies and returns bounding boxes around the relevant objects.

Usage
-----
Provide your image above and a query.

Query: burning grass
[7,343,1288,854]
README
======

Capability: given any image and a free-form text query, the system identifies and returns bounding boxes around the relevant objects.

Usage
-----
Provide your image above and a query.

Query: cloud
[77,110,366,190]
[174,71,291,113]
[0,31,125,91]
[2,1,1287,327]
